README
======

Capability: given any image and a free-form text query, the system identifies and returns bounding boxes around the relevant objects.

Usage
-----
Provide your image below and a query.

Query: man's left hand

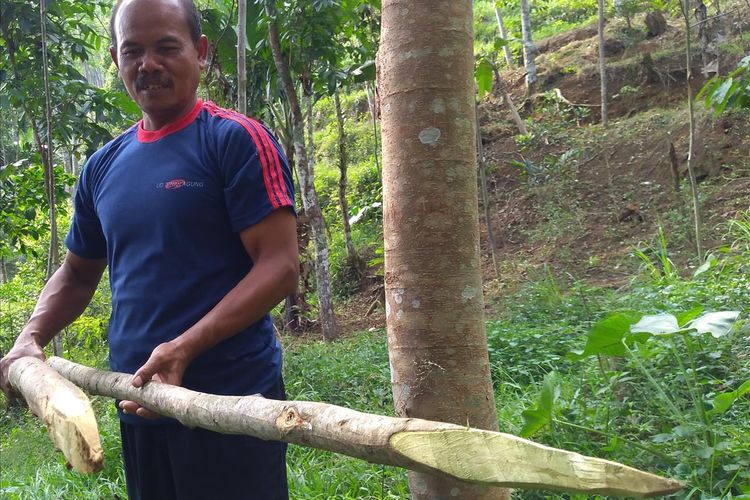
[120,341,188,419]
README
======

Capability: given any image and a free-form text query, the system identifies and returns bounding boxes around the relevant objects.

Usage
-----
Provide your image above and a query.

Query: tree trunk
[598,0,609,127]
[678,0,704,261]
[30,356,682,497]
[237,0,247,114]
[494,7,514,68]
[40,0,62,356]
[365,82,381,176]
[334,91,362,276]
[266,3,337,340]
[380,1,508,498]
[519,0,538,94]
[492,65,528,135]
[668,138,680,193]
[476,103,500,278]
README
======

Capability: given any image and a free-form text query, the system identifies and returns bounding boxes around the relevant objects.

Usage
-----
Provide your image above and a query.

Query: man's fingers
[119,400,140,414]
[135,407,161,419]
[119,400,162,419]
[131,362,157,388]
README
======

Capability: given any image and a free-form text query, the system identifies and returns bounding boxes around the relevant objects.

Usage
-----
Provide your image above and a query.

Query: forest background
[1,0,749,497]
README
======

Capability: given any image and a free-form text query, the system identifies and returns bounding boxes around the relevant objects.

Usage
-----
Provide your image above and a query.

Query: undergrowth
[2,218,749,497]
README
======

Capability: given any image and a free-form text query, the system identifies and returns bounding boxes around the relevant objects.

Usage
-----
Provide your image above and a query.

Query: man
[0,0,297,497]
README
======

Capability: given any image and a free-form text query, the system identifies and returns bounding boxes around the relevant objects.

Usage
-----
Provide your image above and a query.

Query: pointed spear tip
[390,428,683,498]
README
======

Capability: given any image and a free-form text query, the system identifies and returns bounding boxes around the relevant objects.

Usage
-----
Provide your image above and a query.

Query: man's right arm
[0,251,106,398]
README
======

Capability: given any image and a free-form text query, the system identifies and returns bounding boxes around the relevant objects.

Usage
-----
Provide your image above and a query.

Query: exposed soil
[476,10,750,306]
[331,10,750,332]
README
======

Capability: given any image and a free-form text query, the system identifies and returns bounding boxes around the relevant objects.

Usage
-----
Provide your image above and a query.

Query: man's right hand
[0,334,45,400]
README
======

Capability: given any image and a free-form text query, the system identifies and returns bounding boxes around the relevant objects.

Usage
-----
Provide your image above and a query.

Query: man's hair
[109,0,202,48]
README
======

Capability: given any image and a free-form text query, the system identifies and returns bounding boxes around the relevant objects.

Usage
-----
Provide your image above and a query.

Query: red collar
[136,99,203,143]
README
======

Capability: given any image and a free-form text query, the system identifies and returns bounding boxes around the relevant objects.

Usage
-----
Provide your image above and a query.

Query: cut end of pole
[9,357,104,473]
[390,429,682,498]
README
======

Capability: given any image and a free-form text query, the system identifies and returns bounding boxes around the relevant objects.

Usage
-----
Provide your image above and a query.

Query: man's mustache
[136,75,171,90]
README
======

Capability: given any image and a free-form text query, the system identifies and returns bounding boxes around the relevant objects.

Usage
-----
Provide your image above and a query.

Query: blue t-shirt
[65,99,295,424]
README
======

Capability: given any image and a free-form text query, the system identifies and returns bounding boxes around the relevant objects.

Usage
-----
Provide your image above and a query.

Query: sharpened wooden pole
[46,357,681,497]
[8,357,103,473]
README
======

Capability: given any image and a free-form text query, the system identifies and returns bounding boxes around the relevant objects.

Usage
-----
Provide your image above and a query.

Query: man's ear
[109,46,119,70]
[196,35,208,69]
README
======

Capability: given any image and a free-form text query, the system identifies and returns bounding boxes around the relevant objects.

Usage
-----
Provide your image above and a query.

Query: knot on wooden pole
[276,406,310,433]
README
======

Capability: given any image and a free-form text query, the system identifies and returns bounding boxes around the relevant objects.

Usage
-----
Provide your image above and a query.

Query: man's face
[110,0,207,130]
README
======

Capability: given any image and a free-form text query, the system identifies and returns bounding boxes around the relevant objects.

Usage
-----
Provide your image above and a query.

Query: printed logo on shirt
[156,178,205,189]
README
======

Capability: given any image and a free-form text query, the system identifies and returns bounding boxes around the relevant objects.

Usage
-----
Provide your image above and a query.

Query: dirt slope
[478,10,750,298]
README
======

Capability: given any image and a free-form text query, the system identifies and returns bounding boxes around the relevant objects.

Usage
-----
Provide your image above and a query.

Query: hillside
[474,9,750,309]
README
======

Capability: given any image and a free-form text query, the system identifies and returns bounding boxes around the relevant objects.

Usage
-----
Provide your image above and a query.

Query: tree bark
[266,3,337,339]
[380,2,508,498]
[36,356,682,497]
[40,0,62,356]
[678,0,704,261]
[598,0,609,127]
[8,357,103,473]
[494,7,514,68]
[334,90,362,276]
[492,65,528,135]
[476,102,500,278]
[519,0,538,94]
[365,82,381,176]
[237,0,247,114]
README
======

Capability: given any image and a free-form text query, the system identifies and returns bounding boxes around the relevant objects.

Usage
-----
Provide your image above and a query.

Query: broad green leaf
[571,311,642,358]
[676,306,704,327]
[520,371,559,438]
[493,37,508,51]
[630,314,680,335]
[709,379,750,415]
[710,77,734,108]
[475,58,494,99]
[692,254,718,278]
[686,311,740,338]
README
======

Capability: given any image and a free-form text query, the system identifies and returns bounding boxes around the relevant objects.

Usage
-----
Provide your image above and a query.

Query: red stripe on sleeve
[244,118,291,206]
[210,108,282,209]
[221,110,290,208]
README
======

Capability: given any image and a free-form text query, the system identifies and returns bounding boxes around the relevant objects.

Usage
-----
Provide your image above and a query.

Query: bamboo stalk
[40,357,681,497]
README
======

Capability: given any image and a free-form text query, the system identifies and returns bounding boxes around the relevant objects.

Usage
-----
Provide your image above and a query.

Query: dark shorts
[120,378,288,500]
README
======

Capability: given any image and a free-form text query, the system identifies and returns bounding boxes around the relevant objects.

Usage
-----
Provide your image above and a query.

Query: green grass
[2,217,750,497]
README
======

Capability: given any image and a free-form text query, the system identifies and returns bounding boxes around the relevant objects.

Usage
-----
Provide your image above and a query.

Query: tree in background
[265,1,338,340]
[519,0,537,94]
[380,0,508,497]
[494,1,514,68]
[0,0,136,277]
[677,0,704,261]
[237,0,247,114]
[597,0,609,127]
[334,90,365,278]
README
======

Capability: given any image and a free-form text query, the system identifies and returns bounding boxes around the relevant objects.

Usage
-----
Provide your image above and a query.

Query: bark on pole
[37,356,681,497]
[380,1,507,498]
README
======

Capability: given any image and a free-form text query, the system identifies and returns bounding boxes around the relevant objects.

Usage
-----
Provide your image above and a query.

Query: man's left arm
[120,208,298,418]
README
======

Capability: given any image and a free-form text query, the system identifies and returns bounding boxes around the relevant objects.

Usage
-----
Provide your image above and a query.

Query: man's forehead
[114,0,185,38]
